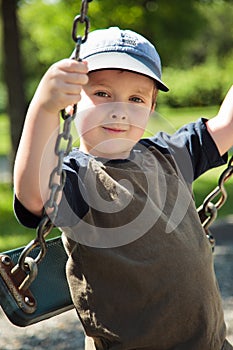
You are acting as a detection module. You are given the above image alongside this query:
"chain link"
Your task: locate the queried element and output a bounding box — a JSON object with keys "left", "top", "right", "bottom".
{"left": 198, "top": 155, "right": 233, "bottom": 250}
{"left": 17, "top": 0, "right": 92, "bottom": 276}
{"left": 72, "top": 0, "right": 91, "bottom": 60}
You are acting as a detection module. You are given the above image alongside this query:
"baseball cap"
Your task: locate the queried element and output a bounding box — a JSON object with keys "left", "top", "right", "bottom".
{"left": 78, "top": 27, "right": 169, "bottom": 92}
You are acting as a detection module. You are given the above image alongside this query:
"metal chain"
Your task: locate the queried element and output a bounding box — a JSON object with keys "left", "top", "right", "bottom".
{"left": 18, "top": 0, "right": 92, "bottom": 275}
{"left": 198, "top": 155, "right": 233, "bottom": 249}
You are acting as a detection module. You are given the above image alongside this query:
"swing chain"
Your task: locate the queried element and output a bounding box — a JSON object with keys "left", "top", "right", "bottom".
{"left": 16, "top": 0, "right": 92, "bottom": 280}
{"left": 72, "top": 0, "right": 91, "bottom": 59}
{"left": 198, "top": 154, "right": 233, "bottom": 247}
{"left": 45, "top": 0, "right": 92, "bottom": 227}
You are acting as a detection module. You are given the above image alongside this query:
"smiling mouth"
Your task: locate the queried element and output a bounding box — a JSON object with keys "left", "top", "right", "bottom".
{"left": 102, "top": 126, "right": 127, "bottom": 133}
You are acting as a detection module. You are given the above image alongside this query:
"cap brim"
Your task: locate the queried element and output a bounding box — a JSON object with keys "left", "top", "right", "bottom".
{"left": 84, "top": 52, "right": 169, "bottom": 92}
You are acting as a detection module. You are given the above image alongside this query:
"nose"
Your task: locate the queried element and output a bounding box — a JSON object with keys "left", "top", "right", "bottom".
{"left": 109, "top": 102, "right": 128, "bottom": 121}
{"left": 111, "top": 114, "right": 126, "bottom": 120}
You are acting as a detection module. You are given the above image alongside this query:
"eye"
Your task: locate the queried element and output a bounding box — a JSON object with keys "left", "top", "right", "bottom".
{"left": 95, "top": 91, "right": 110, "bottom": 98}
{"left": 130, "top": 96, "right": 144, "bottom": 103}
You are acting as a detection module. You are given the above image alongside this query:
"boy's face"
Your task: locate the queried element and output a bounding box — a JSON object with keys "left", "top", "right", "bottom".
{"left": 75, "top": 69, "right": 156, "bottom": 159}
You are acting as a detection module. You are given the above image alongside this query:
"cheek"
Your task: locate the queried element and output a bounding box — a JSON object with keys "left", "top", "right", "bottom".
{"left": 128, "top": 105, "right": 151, "bottom": 134}
{"left": 129, "top": 125, "right": 146, "bottom": 143}
{"left": 74, "top": 106, "right": 101, "bottom": 137}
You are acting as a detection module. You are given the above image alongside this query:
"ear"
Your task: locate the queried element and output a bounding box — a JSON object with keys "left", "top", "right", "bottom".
{"left": 150, "top": 101, "right": 156, "bottom": 114}
{"left": 150, "top": 87, "right": 158, "bottom": 113}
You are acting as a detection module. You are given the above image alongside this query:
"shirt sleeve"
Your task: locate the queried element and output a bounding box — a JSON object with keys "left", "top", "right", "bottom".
{"left": 14, "top": 195, "right": 42, "bottom": 229}
{"left": 148, "top": 118, "right": 228, "bottom": 182}
{"left": 14, "top": 156, "right": 89, "bottom": 229}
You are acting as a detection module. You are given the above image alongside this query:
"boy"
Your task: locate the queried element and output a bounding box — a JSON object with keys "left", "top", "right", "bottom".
{"left": 14, "top": 27, "right": 233, "bottom": 349}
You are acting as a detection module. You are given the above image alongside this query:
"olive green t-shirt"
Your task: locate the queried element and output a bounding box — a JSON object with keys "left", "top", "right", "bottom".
{"left": 61, "top": 146, "right": 228, "bottom": 350}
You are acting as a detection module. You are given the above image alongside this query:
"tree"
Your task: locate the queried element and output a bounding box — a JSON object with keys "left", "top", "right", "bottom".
{"left": 1, "top": 0, "right": 26, "bottom": 175}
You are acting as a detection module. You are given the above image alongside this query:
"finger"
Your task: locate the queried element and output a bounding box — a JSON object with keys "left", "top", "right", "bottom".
{"left": 59, "top": 59, "right": 89, "bottom": 74}
{"left": 57, "top": 91, "right": 82, "bottom": 108}
{"left": 53, "top": 61, "right": 89, "bottom": 86}
{"left": 62, "top": 82, "right": 82, "bottom": 95}
{"left": 65, "top": 72, "right": 89, "bottom": 86}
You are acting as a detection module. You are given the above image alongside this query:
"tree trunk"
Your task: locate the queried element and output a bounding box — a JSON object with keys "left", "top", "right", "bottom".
{"left": 1, "top": 0, "right": 26, "bottom": 179}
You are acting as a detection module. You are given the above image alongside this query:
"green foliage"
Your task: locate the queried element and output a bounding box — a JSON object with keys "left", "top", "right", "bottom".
{"left": 158, "top": 60, "right": 232, "bottom": 108}
{"left": 18, "top": 0, "right": 206, "bottom": 68}
{"left": 19, "top": 0, "right": 74, "bottom": 63}
{"left": 171, "top": 1, "right": 233, "bottom": 67}
{"left": 15, "top": 0, "right": 233, "bottom": 104}
{"left": 195, "top": 1, "right": 233, "bottom": 63}
{"left": 88, "top": 0, "right": 205, "bottom": 67}
{"left": 18, "top": 0, "right": 76, "bottom": 99}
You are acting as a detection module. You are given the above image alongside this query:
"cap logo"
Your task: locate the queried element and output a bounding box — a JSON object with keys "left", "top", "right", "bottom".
{"left": 121, "top": 33, "right": 137, "bottom": 47}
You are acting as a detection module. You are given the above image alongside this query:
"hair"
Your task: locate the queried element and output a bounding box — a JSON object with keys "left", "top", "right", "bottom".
{"left": 151, "top": 83, "right": 159, "bottom": 109}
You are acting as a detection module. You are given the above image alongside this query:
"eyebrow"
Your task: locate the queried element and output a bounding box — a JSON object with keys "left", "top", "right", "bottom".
{"left": 88, "top": 81, "right": 111, "bottom": 89}
{"left": 134, "top": 87, "right": 152, "bottom": 94}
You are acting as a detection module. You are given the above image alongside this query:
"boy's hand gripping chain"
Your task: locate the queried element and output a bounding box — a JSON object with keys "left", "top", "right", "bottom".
{"left": 0, "top": 0, "right": 92, "bottom": 314}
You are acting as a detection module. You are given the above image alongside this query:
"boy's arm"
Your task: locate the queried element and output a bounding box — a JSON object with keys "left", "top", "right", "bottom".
{"left": 14, "top": 59, "right": 88, "bottom": 217}
{"left": 206, "top": 85, "right": 233, "bottom": 156}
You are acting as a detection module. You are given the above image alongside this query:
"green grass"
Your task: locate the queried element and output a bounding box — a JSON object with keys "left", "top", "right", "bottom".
{"left": 0, "top": 183, "right": 35, "bottom": 251}
{"left": 0, "top": 106, "right": 233, "bottom": 251}
{"left": 145, "top": 104, "right": 219, "bottom": 136}
{"left": 0, "top": 183, "right": 60, "bottom": 252}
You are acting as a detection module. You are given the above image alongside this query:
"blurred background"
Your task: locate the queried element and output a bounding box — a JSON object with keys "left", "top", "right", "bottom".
{"left": 0, "top": 0, "right": 233, "bottom": 250}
